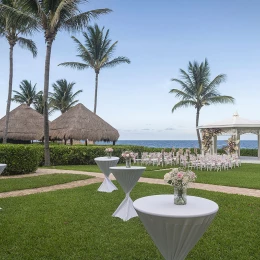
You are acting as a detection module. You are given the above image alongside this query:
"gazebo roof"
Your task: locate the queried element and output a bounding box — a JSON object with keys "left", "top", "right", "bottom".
{"left": 49, "top": 103, "right": 119, "bottom": 141}
{"left": 198, "top": 112, "right": 260, "bottom": 129}
{"left": 0, "top": 104, "right": 45, "bottom": 140}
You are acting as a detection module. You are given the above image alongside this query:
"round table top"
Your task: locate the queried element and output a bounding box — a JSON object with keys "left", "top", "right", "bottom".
{"left": 94, "top": 157, "right": 119, "bottom": 161}
{"left": 133, "top": 195, "right": 219, "bottom": 218}
{"left": 110, "top": 166, "right": 146, "bottom": 171}
{"left": 0, "top": 164, "right": 7, "bottom": 166}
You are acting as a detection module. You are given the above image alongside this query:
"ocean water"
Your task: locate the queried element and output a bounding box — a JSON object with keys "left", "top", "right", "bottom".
{"left": 97, "top": 140, "right": 258, "bottom": 149}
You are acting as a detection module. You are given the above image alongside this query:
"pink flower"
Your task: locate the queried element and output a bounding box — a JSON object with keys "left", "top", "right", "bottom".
{"left": 177, "top": 172, "right": 184, "bottom": 179}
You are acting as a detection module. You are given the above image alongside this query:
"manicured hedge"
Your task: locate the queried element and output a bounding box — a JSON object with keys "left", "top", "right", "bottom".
{"left": 0, "top": 145, "right": 42, "bottom": 175}
{"left": 240, "top": 149, "right": 258, "bottom": 157}
{"left": 40, "top": 146, "right": 201, "bottom": 165}
{"left": 0, "top": 144, "right": 257, "bottom": 174}
{"left": 40, "top": 145, "right": 146, "bottom": 165}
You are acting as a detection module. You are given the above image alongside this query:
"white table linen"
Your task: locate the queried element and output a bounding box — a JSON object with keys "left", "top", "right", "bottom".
{"left": 133, "top": 195, "right": 218, "bottom": 260}
{"left": 0, "top": 164, "right": 6, "bottom": 209}
{"left": 0, "top": 164, "right": 6, "bottom": 175}
{"left": 109, "top": 166, "right": 146, "bottom": 221}
{"left": 94, "top": 157, "right": 119, "bottom": 192}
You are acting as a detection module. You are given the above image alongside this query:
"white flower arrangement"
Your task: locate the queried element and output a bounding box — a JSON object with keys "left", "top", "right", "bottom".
{"left": 105, "top": 148, "right": 113, "bottom": 153}
{"left": 164, "top": 168, "right": 196, "bottom": 187}
{"left": 121, "top": 151, "right": 136, "bottom": 159}
{"left": 223, "top": 137, "right": 240, "bottom": 154}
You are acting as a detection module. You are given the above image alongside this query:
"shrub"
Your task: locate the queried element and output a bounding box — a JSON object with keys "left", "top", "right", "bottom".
{"left": 0, "top": 145, "right": 42, "bottom": 175}
{"left": 39, "top": 145, "right": 202, "bottom": 165}
{"left": 38, "top": 145, "right": 147, "bottom": 165}
{"left": 240, "top": 149, "right": 258, "bottom": 157}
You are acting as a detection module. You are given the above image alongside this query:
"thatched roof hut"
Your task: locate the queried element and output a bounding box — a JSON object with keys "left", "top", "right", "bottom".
{"left": 49, "top": 103, "right": 119, "bottom": 142}
{"left": 0, "top": 104, "right": 44, "bottom": 141}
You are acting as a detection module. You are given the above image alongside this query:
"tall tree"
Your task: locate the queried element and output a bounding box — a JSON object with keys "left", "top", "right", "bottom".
{"left": 0, "top": 0, "right": 37, "bottom": 144}
{"left": 59, "top": 24, "right": 130, "bottom": 114}
{"left": 1, "top": 0, "right": 111, "bottom": 165}
{"left": 12, "top": 80, "right": 38, "bottom": 106}
{"left": 49, "top": 79, "right": 82, "bottom": 114}
{"left": 169, "top": 59, "right": 235, "bottom": 149}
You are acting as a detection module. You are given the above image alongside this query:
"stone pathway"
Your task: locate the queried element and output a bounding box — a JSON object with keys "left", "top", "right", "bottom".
{"left": 0, "top": 177, "right": 103, "bottom": 198}
{"left": 0, "top": 168, "right": 259, "bottom": 198}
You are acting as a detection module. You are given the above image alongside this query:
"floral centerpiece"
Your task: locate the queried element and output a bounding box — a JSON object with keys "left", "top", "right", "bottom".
{"left": 121, "top": 151, "right": 136, "bottom": 168}
{"left": 164, "top": 168, "right": 196, "bottom": 205}
{"left": 105, "top": 147, "right": 113, "bottom": 158}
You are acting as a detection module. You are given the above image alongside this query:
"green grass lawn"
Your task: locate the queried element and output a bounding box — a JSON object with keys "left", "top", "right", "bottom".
{"left": 0, "top": 174, "right": 92, "bottom": 193}
{"left": 0, "top": 183, "right": 259, "bottom": 260}
{"left": 44, "top": 163, "right": 260, "bottom": 189}
{"left": 144, "top": 163, "right": 260, "bottom": 189}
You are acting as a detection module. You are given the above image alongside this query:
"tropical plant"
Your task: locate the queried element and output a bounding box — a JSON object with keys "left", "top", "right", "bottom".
{"left": 49, "top": 79, "right": 82, "bottom": 114}
{"left": 0, "top": 0, "right": 37, "bottom": 144}
{"left": 33, "top": 91, "right": 53, "bottom": 116}
{"left": 12, "top": 80, "right": 38, "bottom": 106}
{"left": 1, "top": 0, "right": 111, "bottom": 165}
{"left": 59, "top": 24, "right": 131, "bottom": 114}
{"left": 169, "top": 59, "right": 235, "bottom": 149}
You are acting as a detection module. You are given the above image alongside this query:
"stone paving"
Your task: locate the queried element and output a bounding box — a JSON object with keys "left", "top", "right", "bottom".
{"left": 0, "top": 168, "right": 259, "bottom": 198}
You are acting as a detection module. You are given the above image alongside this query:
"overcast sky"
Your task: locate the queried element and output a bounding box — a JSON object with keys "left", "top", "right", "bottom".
{"left": 0, "top": 0, "right": 259, "bottom": 140}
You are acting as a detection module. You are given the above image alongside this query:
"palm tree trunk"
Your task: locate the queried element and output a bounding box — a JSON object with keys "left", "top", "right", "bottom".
{"left": 43, "top": 41, "right": 53, "bottom": 166}
{"left": 3, "top": 44, "right": 15, "bottom": 144}
{"left": 94, "top": 72, "right": 99, "bottom": 114}
{"left": 196, "top": 107, "right": 202, "bottom": 150}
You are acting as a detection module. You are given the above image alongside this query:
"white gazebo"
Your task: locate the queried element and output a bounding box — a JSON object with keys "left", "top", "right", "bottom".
{"left": 198, "top": 112, "right": 260, "bottom": 159}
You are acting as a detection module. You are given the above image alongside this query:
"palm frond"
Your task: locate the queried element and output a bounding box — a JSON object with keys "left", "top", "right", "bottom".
{"left": 0, "top": 3, "right": 39, "bottom": 31}
{"left": 169, "top": 88, "right": 193, "bottom": 100}
{"left": 58, "top": 62, "right": 88, "bottom": 70}
{"left": 179, "top": 69, "right": 194, "bottom": 89}
{"left": 100, "top": 40, "right": 117, "bottom": 61}
{"left": 203, "top": 74, "right": 227, "bottom": 95}
{"left": 171, "top": 100, "right": 197, "bottom": 113}
{"left": 63, "top": 9, "right": 112, "bottom": 32}
{"left": 17, "top": 37, "right": 37, "bottom": 57}
{"left": 206, "top": 96, "right": 235, "bottom": 105}
{"left": 71, "top": 35, "right": 94, "bottom": 66}
{"left": 12, "top": 79, "right": 38, "bottom": 106}
{"left": 102, "top": 56, "right": 130, "bottom": 68}
{"left": 171, "top": 78, "right": 195, "bottom": 96}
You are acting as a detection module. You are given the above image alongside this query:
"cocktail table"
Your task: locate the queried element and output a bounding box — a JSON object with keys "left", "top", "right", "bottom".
{"left": 0, "top": 164, "right": 7, "bottom": 210}
{"left": 109, "top": 166, "right": 146, "bottom": 221}
{"left": 133, "top": 195, "right": 219, "bottom": 260}
{"left": 94, "top": 157, "right": 119, "bottom": 192}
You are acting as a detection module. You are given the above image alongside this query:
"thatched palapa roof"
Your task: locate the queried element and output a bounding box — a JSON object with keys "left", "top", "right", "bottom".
{"left": 0, "top": 104, "right": 45, "bottom": 140}
{"left": 49, "top": 103, "right": 119, "bottom": 141}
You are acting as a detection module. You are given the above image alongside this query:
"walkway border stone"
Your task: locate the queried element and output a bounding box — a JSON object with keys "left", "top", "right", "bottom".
{"left": 0, "top": 177, "right": 103, "bottom": 198}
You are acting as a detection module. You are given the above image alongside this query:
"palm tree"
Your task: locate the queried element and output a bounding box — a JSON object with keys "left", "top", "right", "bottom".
{"left": 33, "top": 91, "right": 53, "bottom": 115}
{"left": 169, "top": 59, "right": 235, "bottom": 149}
{"left": 12, "top": 80, "right": 38, "bottom": 106}
{"left": 59, "top": 24, "right": 131, "bottom": 114}
{"left": 1, "top": 0, "right": 111, "bottom": 165}
{"left": 0, "top": 0, "right": 37, "bottom": 144}
{"left": 49, "top": 79, "right": 82, "bottom": 114}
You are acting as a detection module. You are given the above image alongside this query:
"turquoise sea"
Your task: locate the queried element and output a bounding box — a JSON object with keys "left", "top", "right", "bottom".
{"left": 97, "top": 140, "right": 258, "bottom": 149}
